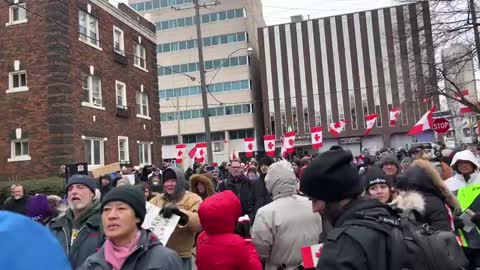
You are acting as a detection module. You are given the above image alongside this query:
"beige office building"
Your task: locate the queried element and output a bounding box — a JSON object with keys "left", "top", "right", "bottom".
{"left": 128, "top": 0, "right": 265, "bottom": 163}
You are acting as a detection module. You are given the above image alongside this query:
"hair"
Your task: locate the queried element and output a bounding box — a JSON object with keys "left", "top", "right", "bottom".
{"left": 230, "top": 159, "right": 241, "bottom": 165}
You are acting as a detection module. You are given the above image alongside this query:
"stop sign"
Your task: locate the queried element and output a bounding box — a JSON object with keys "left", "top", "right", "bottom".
{"left": 432, "top": 118, "right": 450, "bottom": 134}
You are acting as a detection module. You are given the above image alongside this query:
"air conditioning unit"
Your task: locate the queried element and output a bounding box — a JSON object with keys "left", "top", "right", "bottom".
{"left": 93, "top": 98, "right": 102, "bottom": 106}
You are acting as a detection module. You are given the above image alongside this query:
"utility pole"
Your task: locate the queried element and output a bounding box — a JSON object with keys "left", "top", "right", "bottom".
{"left": 470, "top": 0, "right": 480, "bottom": 143}
{"left": 176, "top": 96, "right": 182, "bottom": 144}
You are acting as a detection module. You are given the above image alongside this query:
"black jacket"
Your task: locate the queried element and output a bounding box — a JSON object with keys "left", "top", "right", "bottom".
{"left": 78, "top": 229, "right": 183, "bottom": 270}
{"left": 252, "top": 174, "right": 272, "bottom": 220}
{"left": 317, "top": 199, "right": 392, "bottom": 270}
{"left": 2, "top": 195, "right": 30, "bottom": 215}
{"left": 218, "top": 174, "right": 256, "bottom": 220}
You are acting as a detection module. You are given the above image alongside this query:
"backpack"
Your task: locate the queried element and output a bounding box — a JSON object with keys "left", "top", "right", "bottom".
{"left": 336, "top": 208, "right": 468, "bottom": 270}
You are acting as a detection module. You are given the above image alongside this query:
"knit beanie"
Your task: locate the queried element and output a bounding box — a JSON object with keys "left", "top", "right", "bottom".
{"left": 26, "top": 194, "right": 53, "bottom": 222}
{"left": 163, "top": 169, "right": 177, "bottom": 182}
{"left": 66, "top": 174, "right": 96, "bottom": 194}
{"left": 300, "top": 150, "right": 363, "bottom": 202}
{"left": 362, "top": 167, "right": 391, "bottom": 191}
{"left": 101, "top": 185, "right": 146, "bottom": 225}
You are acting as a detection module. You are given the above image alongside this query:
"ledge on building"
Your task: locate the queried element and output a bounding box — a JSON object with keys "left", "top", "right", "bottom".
{"left": 78, "top": 38, "right": 103, "bottom": 51}
{"left": 134, "top": 64, "right": 149, "bottom": 73}
{"left": 116, "top": 106, "right": 129, "bottom": 118}
{"left": 6, "top": 86, "right": 29, "bottom": 94}
{"left": 136, "top": 114, "right": 151, "bottom": 120}
{"left": 8, "top": 155, "right": 31, "bottom": 162}
{"left": 113, "top": 50, "right": 128, "bottom": 65}
{"left": 81, "top": 102, "right": 106, "bottom": 111}
{"left": 5, "top": 19, "right": 28, "bottom": 27}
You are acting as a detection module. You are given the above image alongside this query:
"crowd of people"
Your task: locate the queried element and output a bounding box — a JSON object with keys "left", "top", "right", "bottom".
{"left": 1, "top": 142, "right": 480, "bottom": 270}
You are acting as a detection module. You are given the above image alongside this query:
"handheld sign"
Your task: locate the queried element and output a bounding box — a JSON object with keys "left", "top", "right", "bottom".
{"left": 142, "top": 202, "right": 180, "bottom": 245}
{"left": 92, "top": 162, "right": 121, "bottom": 178}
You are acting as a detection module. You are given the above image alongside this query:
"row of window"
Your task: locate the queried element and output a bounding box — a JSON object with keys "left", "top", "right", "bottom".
{"left": 130, "top": 0, "right": 192, "bottom": 12}
{"left": 160, "top": 104, "right": 254, "bottom": 122}
{"left": 159, "top": 80, "right": 251, "bottom": 99}
{"left": 155, "top": 8, "right": 246, "bottom": 31}
{"left": 8, "top": 137, "right": 153, "bottom": 166}
{"left": 157, "top": 32, "right": 248, "bottom": 53}
{"left": 158, "top": 56, "right": 249, "bottom": 76}
{"left": 160, "top": 129, "right": 254, "bottom": 145}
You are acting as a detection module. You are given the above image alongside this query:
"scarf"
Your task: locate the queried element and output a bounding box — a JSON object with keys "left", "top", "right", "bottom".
{"left": 104, "top": 231, "right": 141, "bottom": 270}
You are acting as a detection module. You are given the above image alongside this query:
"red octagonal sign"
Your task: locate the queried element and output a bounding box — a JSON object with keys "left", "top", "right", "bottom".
{"left": 432, "top": 118, "right": 450, "bottom": 134}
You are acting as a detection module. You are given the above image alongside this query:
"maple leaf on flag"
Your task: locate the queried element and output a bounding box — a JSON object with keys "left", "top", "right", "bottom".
{"left": 334, "top": 121, "right": 341, "bottom": 128}
{"left": 177, "top": 150, "right": 183, "bottom": 157}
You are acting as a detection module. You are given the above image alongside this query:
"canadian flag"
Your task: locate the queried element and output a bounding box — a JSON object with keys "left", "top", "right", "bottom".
{"left": 188, "top": 145, "right": 197, "bottom": 160}
{"left": 329, "top": 120, "right": 347, "bottom": 137}
{"left": 364, "top": 114, "right": 378, "bottom": 136}
{"left": 311, "top": 127, "right": 323, "bottom": 149}
{"left": 456, "top": 89, "right": 474, "bottom": 114}
{"left": 301, "top": 244, "right": 324, "bottom": 269}
{"left": 230, "top": 150, "right": 239, "bottom": 161}
{"left": 263, "top": 135, "right": 276, "bottom": 157}
{"left": 244, "top": 137, "right": 255, "bottom": 158}
{"left": 283, "top": 131, "right": 296, "bottom": 154}
{"left": 175, "top": 144, "right": 186, "bottom": 163}
{"left": 195, "top": 142, "right": 207, "bottom": 163}
{"left": 389, "top": 108, "right": 401, "bottom": 126}
{"left": 407, "top": 107, "right": 436, "bottom": 136}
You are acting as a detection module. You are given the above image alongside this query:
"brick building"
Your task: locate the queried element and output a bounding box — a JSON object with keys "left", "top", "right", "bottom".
{"left": 0, "top": 0, "right": 161, "bottom": 180}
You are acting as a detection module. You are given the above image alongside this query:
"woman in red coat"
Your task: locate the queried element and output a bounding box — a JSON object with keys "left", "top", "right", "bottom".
{"left": 196, "top": 190, "right": 262, "bottom": 270}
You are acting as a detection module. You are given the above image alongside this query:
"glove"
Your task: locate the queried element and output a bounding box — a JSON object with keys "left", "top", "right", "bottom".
{"left": 234, "top": 215, "right": 251, "bottom": 239}
{"left": 160, "top": 204, "right": 189, "bottom": 226}
{"left": 472, "top": 213, "right": 480, "bottom": 227}
{"left": 454, "top": 216, "right": 465, "bottom": 230}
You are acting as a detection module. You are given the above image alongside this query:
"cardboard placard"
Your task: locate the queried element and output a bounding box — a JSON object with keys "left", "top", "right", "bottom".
{"left": 142, "top": 202, "right": 180, "bottom": 245}
{"left": 92, "top": 162, "right": 121, "bottom": 178}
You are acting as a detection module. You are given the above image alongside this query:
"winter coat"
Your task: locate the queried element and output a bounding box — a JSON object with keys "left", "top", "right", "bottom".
{"left": 396, "top": 159, "right": 458, "bottom": 231}
{"left": 49, "top": 202, "right": 105, "bottom": 269}
{"left": 252, "top": 161, "right": 322, "bottom": 270}
{"left": 190, "top": 174, "right": 215, "bottom": 200}
{"left": 0, "top": 211, "right": 71, "bottom": 270}
{"left": 218, "top": 174, "right": 256, "bottom": 220}
{"left": 77, "top": 229, "right": 183, "bottom": 270}
{"left": 252, "top": 174, "right": 272, "bottom": 220}
{"left": 316, "top": 199, "right": 393, "bottom": 270}
{"left": 149, "top": 167, "right": 202, "bottom": 258}
{"left": 2, "top": 195, "right": 30, "bottom": 215}
{"left": 446, "top": 150, "right": 480, "bottom": 191}
{"left": 196, "top": 190, "right": 262, "bottom": 270}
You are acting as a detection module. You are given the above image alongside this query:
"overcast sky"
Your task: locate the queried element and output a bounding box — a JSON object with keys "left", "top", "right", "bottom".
{"left": 115, "top": 0, "right": 404, "bottom": 25}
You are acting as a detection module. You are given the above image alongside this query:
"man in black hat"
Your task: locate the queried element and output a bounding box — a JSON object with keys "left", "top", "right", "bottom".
{"left": 300, "top": 150, "right": 393, "bottom": 270}
{"left": 49, "top": 174, "right": 104, "bottom": 269}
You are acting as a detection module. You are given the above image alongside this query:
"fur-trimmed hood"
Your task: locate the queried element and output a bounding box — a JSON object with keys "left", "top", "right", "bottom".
{"left": 189, "top": 174, "right": 215, "bottom": 199}
{"left": 390, "top": 191, "right": 425, "bottom": 213}
{"left": 397, "top": 159, "right": 460, "bottom": 209}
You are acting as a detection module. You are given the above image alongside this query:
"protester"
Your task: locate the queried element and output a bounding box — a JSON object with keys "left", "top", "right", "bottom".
{"left": 48, "top": 194, "right": 67, "bottom": 217}
{"left": 446, "top": 150, "right": 480, "bottom": 269}
{"left": 290, "top": 159, "right": 301, "bottom": 178}
{"left": 148, "top": 166, "right": 162, "bottom": 193}
{"left": 196, "top": 190, "right": 262, "bottom": 270}
{"left": 396, "top": 159, "right": 459, "bottom": 231}
{"left": 378, "top": 153, "right": 400, "bottom": 177}
{"left": 78, "top": 185, "right": 183, "bottom": 270}
{"left": 1, "top": 184, "right": 16, "bottom": 206}
{"left": 247, "top": 167, "right": 259, "bottom": 182}
{"left": 0, "top": 211, "right": 71, "bottom": 269}
{"left": 26, "top": 194, "right": 57, "bottom": 225}
{"left": 149, "top": 167, "right": 202, "bottom": 270}
{"left": 363, "top": 167, "right": 395, "bottom": 204}
{"left": 252, "top": 160, "right": 322, "bottom": 270}
{"left": 2, "top": 185, "right": 30, "bottom": 215}
{"left": 218, "top": 160, "right": 256, "bottom": 220}
{"left": 300, "top": 149, "right": 393, "bottom": 269}
{"left": 400, "top": 156, "right": 413, "bottom": 173}
{"left": 49, "top": 174, "right": 104, "bottom": 269}
{"left": 99, "top": 175, "right": 113, "bottom": 199}
{"left": 190, "top": 174, "right": 215, "bottom": 200}
{"left": 139, "top": 182, "right": 154, "bottom": 201}
{"left": 115, "top": 176, "right": 131, "bottom": 187}
{"left": 253, "top": 156, "right": 274, "bottom": 218}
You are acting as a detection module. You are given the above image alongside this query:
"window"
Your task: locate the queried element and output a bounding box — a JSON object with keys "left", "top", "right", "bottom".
{"left": 7, "top": 70, "right": 28, "bottom": 93}
{"left": 81, "top": 73, "right": 103, "bottom": 108}
{"left": 84, "top": 137, "right": 104, "bottom": 167}
{"left": 113, "top": 26, "right": 125, "bottom": 54}
{"left": 7, "top": 2, "right": 27, "bottom": 25}
{"left": 118, "top": 136, "right": 130, "bottom": 163}
{"left": 138, "top": 142, "right": 152, "bottom": 166}
{"left": 161, "top": 136, "right": 179, "bottom": 145}
{"left": 134, "top": 43, "right": 147, "bottom": 70}
{"left": 8, "top": 139, "right": 30, "bottom": 162}
{"left": 136, "top": 92, "right": 150, "bottom": 118}
{"left": 79, "top": 10, "right": 100, "bottom": 48}
{"left": 115, "top": 81, "right": 127, "bottom": 108}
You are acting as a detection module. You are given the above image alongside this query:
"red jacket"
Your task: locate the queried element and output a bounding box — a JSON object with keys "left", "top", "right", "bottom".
{"left": 196, "top": 190, "right": 262, "bottom": 270}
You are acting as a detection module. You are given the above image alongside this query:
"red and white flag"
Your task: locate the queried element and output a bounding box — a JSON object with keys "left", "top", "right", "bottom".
{"left": 283, "top": 131, "right": 296, "bottom": 154}
{"left": 389, "top": 108, "right": 401, "bottom": 126}
{"left": 364, "top": 114, "right": 378, "bottom": 136}
{"left": 230, "top": 150, "right": 239, "bottom": 161}
{"left": 195, "top": 142, "right": 207, "bottom": 163}
{"left": 311, "top": 127, "right": 323, "bottom": 149}
{"left": 407, "top": 107, "right": 436, "bottom": 136}
{"left": 244, "top": 137, "right": 255, "bottom": 158}
{"left": 301, "top": 244, "right": 324, "bottom": 269}
{"left": 188, "top": 145, "right": 197, "bottom": 160}
{"left": 263, "top": 135, "right": 276, "bottom": 157}
{"left": 175, "top": 144, "right": 186, "bottom": 163}
{"left": 329, "top": 120, "right": 347, "bottom": 137}
{"left": 456, "top": 89, "right": 473, "bottom": 114}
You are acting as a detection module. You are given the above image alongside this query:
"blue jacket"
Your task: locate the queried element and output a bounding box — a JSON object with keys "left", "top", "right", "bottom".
{"left": 0, "top": 211, "right": 71, "bottom": 269}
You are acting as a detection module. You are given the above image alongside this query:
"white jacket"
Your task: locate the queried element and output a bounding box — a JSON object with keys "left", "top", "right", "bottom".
{"left": 446, "top": 150, "right": 480, "bottom": 191}
{"left": 252, "top": 161, "right": 322, "bottom": 270}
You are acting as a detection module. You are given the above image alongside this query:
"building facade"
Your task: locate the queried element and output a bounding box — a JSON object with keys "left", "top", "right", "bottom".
{"left": 258, "top": 2, "right": 438, "bottom": 155}
{"left": 0, "top": 0, "right": 161, "bottom": 180}
{"left": 129, "top": 0, "right": 265, "bottom": 163}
